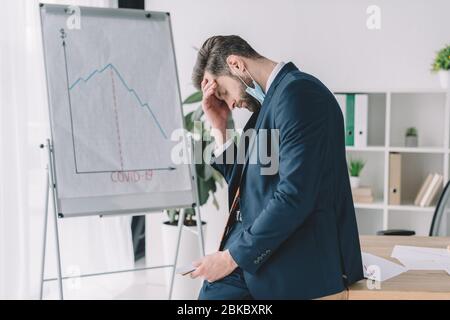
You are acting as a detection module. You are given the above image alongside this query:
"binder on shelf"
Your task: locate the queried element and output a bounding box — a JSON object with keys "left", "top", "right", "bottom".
{"left": 345, "top": 94, "right": 355, "bottom": 146}
{"left": 427, "top": 174, "right": 443, "bottom": 207}
{"left": 420, "top": 173, "right": 443, "bottom": 207}
{"left": 354, "top": 94, "right": 368, "bottom": 148}
{"left": 388, "top": 153, "right": 402, "bottom": 205}
{"left": 335, "top": 94, "right": 346, "bottom": 135}
{"left": 414, "top": 173, "right": 433, "bottom": 206}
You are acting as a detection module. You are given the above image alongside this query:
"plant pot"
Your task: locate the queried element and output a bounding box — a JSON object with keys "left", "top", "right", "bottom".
{"left": 405, "top": 135, "right": 418, "bottom": 148}
{"left": 161, "top": 220, "right": 207, "bottom": 300}
{"left": 350, "top": 176, "right": 360, "bottom": 188}
{"left": 438, "top": 70, "right": 449, "bottom": 89}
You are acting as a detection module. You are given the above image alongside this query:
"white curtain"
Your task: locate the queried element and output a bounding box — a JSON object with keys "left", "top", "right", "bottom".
{"left": 0, "top": 0, "right": 135, "bottom": 300}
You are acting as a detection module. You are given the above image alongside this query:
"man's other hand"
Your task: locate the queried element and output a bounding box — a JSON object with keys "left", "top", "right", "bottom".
{"left": 190, "top": 249, "right": 238, "bottom": 283}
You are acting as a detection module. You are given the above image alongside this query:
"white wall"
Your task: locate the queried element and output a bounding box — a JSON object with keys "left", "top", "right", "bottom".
{"left": 147, "top": 0, "right": 450, "bottom": 98}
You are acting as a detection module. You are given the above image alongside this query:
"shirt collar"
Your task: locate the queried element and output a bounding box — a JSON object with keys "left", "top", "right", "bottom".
{"left": 265, "top": 62, "right": 286, "bottom": 93}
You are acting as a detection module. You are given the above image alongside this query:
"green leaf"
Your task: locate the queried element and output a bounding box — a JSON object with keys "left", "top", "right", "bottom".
{"left": 183, "top": 91, "right": 203, "bottom": 105}
{"left": 184, "top": 112, "right": 195, "bottom": 131}
{"left": 211, "top": 193, "right": 219, "bottom": 210}
{"left": 192, "top": 105, "right": 204, "bottom": 122}
{"left": 431, "top": 44, "right": 450, "bottom": 71}
{"left": 211, "top": 169, "right": 224, "bottom": 188}
{"left": 196, "top": 163, "right": 206, "bottom": 180}
{"left": 209, "top": 178, "right": 217, "bottom": 194}
{"left": 348, "top": 158, "right": 366, "bottom": 177}
{"left": 227, "top": 113, "right": 235, "bottom": 130}
{"left": 197, "top": 179, "right": 212, "bottom": 206}
{"left": 196, "top": 163, "right": 214, "bottom": 182}
{"left": 406, "top": 127, "right": 418, "bottom": 137}
{"left": 202, "top": 164, "right": 214, "bottom": 181}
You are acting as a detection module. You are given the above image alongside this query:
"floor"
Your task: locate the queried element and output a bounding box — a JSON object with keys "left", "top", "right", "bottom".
{"left": 43, "top": 258, "right": 193, "bottom": 300}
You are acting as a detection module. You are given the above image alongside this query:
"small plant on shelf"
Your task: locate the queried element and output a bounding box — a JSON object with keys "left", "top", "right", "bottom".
{"left": 431, "top": 44, "right": 450, "bottom": 88}
{"left": 406, "top": 127, "right": 417, "bottom": 137}
{"left": 405, "top": 127, "right": 418, "bottom": 148}
{"left": 348, "top": 158, "right": 365, "bottom": 188}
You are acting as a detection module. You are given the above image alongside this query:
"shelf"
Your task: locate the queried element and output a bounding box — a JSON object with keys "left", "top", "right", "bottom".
{"left": 345, "top": 146, "right": 444, "bottom": 154}
{"left": 332, "top": 88, "right": 449, "bottom": 94}
{"left": 388, "top": 147, "right": 447, "bottom": 154}
{"left": 347, "top": 146, "right": 447, "bottom": 153}
{"left": 388, "top": 204, "right": 436, "bottom": 213}
{"left": 354, "top": 203, "right": 436, "bottom": 212}
{"left": 354, "top": 201, "right": 384, "bottom": 210}
{"left": 346, "top": 146, "right": 385, "bottom": 152}
{"left": 335, "top": 90, "right": 449, "bottom": 235}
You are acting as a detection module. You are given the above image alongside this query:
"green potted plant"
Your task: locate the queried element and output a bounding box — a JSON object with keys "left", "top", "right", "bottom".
{"left": 431, "top": 44, "right": 450, "bottom": 88}
{"left": 160, "top": 91, "right": 234, "bottom": 298}
{"left": 405, "top": 127, "right": 418, "bottom": 148}
{"left": 348, "top": 158, "right": 366, "bottom": 188}
{"left": 163, "top": 90, "right": 234, "bottom": 227}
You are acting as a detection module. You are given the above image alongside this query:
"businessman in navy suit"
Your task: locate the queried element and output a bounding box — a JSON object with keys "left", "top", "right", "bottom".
{"left": 189, "top": 36, "right": 364, "bottom": 300}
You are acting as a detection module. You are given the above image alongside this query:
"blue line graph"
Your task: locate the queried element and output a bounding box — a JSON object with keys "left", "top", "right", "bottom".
{"left": 69, "top": 63, "right": 168, "bottom": 139}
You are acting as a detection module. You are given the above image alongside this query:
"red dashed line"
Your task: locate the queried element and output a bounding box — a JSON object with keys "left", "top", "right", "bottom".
{"left": 110, "top": 69, "right": 125, "bottom": 171}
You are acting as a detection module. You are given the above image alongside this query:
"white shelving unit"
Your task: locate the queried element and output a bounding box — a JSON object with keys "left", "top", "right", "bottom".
{"left": 335, "top": 88, "right": 450, "bottom": 236}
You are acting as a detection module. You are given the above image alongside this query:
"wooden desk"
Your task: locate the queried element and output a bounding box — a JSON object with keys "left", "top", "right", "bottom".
{"left": 348, "top": 236, "right": 450, "bottom": 300}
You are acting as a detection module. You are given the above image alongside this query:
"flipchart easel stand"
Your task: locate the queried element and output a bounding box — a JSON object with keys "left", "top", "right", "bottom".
{"left": 39, "top": 138, "right": 205, "bottom": 300}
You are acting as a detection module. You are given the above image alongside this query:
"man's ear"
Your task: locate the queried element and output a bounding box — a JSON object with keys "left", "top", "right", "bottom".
{"left": 226, "top": 55, "right": 246, "bottom": 74}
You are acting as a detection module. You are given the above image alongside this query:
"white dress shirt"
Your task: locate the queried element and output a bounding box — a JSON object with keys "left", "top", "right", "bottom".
{"left": 213, "top": 62, "right": 286, "bottom": 157}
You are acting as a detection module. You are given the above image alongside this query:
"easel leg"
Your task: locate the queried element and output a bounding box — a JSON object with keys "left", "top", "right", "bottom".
{"left": 168, "top": 208, "right": 185, "bottom": 300}
{"left": 195, "top": 206, "right": 205, "bottom": 257}
{"left": 52, "top": 198, "right": 64, "bottom": 300}
{"left": 39, "top": 168, "right": 50, "bottom": 300}
{"left": 46, "top": 140, "right": 64, "bottom": 300}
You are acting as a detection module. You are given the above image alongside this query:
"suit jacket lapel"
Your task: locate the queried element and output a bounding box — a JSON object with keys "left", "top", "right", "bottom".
{"left": 227, "top": 110, "right": 260, "bottom": 204}
{"left": 238, "top": 62, "right": 298, "bottom": 184}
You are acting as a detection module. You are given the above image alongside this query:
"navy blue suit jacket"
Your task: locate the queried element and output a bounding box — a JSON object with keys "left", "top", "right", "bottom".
{"left": 210, "top": 62, "right": 364, "bottom": 299}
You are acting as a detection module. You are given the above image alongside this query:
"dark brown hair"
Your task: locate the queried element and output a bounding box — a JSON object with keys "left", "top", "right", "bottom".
{"left": 192, "top": 35, "right": 262, "bottom": 90}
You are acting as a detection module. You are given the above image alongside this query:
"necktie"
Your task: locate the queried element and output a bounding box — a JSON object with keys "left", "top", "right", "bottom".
{"left": 217, "top": 109, "right": 260, "bottom": 251}
{"left": 218, "top": 186, "right": 241, "bottom": 251}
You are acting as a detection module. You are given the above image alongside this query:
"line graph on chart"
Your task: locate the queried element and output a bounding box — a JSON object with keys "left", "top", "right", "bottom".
{"left": 60, "top": 29, "right": 176, "bottom": 174}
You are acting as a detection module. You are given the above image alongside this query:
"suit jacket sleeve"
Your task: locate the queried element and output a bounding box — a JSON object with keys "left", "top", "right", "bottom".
{"left": 227, "top": 80, "right": 329, "bottom": 275}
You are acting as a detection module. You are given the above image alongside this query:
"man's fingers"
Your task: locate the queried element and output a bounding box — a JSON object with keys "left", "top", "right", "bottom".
{"left": 203, "top": 88, "right": 217, "bottom": 104}
{"left": 202, "top": 79, "right": 211, "bottom": 91}
{"left": 202, "top": 85, "right": 212, "bottom": 98}
{"left": 192, "top": 260, "right": 202, "bottom": 267}
{"left": 201, "top": 78, "right": 208, "bottom": 90}
{"left": 206, "top": 88, "right": 216, "bottom": 98}
{"left": 203, "top": 84, "right": 214, "bottom": 97}
{"left": 190, "top": 265, "right": 203, "bottom": 279}
{"left": 202, "top": 80, "right": 216, "bottom": 95}
{"left": 191, "top": 271, "right": 202, "bottom": 280}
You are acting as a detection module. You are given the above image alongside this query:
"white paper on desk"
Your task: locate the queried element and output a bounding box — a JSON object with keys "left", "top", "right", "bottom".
{"left": 442, "top": 264, "right": 450, "bottom": 275}
{"left": 362, "top": 252, "right": 407, "bottom": 282}
{"left": 391, "top": 245, "right": 450, "bottom": 271}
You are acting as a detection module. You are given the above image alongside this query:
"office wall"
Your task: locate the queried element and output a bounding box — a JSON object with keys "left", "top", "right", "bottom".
{"left": 146, "top": 0, "right": 449, "bottom": 98}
